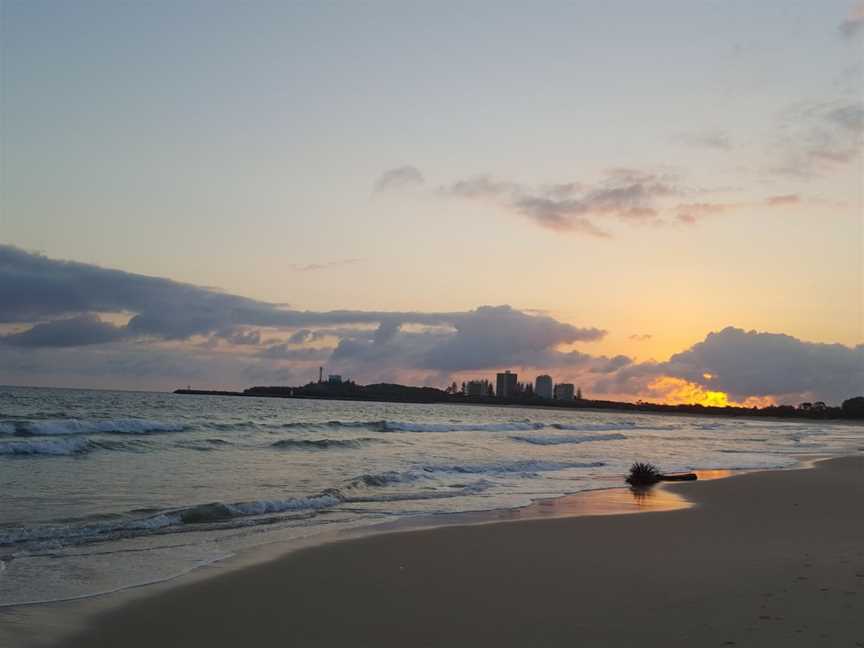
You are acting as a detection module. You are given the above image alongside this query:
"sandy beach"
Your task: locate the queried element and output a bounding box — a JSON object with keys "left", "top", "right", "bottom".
{"left": 44, "top": 456, "right": 863, "bottom": 647}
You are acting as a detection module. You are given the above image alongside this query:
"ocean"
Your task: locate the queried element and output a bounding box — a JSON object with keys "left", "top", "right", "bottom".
{"left": 0, "top": 385, "right": 861, "bottom": 608}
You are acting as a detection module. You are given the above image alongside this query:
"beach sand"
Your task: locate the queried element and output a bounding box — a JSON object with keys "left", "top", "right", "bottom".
{"left": 53, "top": 456, "right": 864, "bottom": 647}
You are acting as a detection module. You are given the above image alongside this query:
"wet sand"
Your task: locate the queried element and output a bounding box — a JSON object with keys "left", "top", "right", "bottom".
{"left": 52, "top": 456, "right": 864, "bottom": 647}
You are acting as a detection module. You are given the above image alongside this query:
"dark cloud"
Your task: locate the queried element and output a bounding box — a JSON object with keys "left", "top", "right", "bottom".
{"left": 1, "top": 315, "right": 129, "bottom": 347}
{"left": 219, "top": 328, "right": 261, "bottom": 346}
{"left": 374, "top": 166, "right": 425, "bottom": 192}
{"left": 5, "top": 246, "right": 857, "bottom": 404}
{"left": 597, "top": 327, "right": 864, "bottom": 403}
{"left": 672, "top": 130, "right": 733, "bottom": 151}
{"left": 328, "top": 305, "right": 606, "bottom": 375}
{"left": 259, "top": 344, "right": 333, "bottom": 361}
{"left": 589, "top": 355, "right": 632, "bottom": 374}
{"left": 0, "top": 244, "right": 462, "bottom": 344}
{"left": 0, "top": 248, "right": 605, "bottom": 379}
{"left": 420, "top": 306, "right": 604, "bottom": 371}
{"left": 287, "top": 329, "right": 314, "bottom": 344}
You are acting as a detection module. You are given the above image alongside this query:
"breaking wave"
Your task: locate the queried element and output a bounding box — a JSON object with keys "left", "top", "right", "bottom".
{"left": 0, "top": 418, "right": 187, "bottom": 437}
{"left": 419, "top": 459, "right": 605, "bottom": 475}
{"left": 0, "top": 438, "right": 94, "bottom": 456}
{"left": 0, "top": 437, "right": 153, "bottom": 457}
{"left": 0, "top": 492, "right": 343, "bottom": 550}
{"left": 550, "top": 422, "right": 637, "bottom": 431}
{"left": 276, "top": 419, "right": 660, "bottom": 434}
{"left": 510, "top": 433, "right": 627, "bottom": 446}
{"left": 379, "top": 420, "right": 546, "bottom": 433}
{"left": 346, "top": 459, "right": 603, "bottom": 488}
{"left": 174, "top": 438, "right": 234, "bottom": 452}
{"left": 348, "top": 471, "right": 420, "bottom": 488}
{"left": 271, "top": 437, "right": 378, "bottom": 450}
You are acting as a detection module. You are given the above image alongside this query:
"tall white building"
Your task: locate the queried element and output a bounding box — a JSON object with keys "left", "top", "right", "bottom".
{"left": 535, "top": 375, "right": 553, "bottom": 399}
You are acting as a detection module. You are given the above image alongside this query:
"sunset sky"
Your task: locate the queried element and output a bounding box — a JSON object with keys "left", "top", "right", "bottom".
{"left": 2, "top": 1, "right": 862, "bottom": 404}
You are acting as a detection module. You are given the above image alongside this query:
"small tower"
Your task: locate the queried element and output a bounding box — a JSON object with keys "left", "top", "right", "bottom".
{"left": 318, "top": 367, "right": 324, "bottom": 384}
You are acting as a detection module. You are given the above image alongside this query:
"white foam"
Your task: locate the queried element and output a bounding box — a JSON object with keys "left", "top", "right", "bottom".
{"left": 381, "top": 420, "right": 546, "bottom": 433}
{"left": 550, "top": 422, "right": 636, "bottom": 431}
{"left": 511, "top": 432, "right": 627, "bottom": 445}
{"left": 0, "top": 437, "right": 92, "bottom": 456}
{"left": 8, "top": 419, "right": 186, "bottom": 437}
{"left": 0, "top": 493, "right": 343, "bottom": 550}
{"left": 348, "top": 471, "right": 421, "bottom": 488}
{"left": 225, "top": 494, "right": 341, "bottom": 516}
{"left": 420, "top": 459, "right": 605, "bottom": 475}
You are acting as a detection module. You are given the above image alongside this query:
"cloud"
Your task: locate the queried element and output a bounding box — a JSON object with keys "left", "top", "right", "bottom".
{"left": 288, "top": 259, "right": 362, "bottom": 272}
{"left": 0, "top": 244, "right": 461, "bottom": 343}
{"left": 374, "top": 165, "right": 425, "bottom": 192}
{"left": 589, "top": 354, "right": 632, "bottom": 374}
{"left": 0, "top": 247, "right": 607, "bottom": 383}
{"left": 672, "top": 130, "right": 733, "bottom": 151}
{"left": 439, "top": 169, "right": 681, "bottom": 236}
{"left": 596, "top": 327, "right": 864, "bottom": 403}
{"left": 764, "top": 194, "right": 800, "bottom": 206}
{"left": 326, "top": 305, "right": 607, "bottom": 379}
{"left": 3, "top": 247, "right": 858, "bottom": 404}
{"left": 1, "top": 314, "right": 129, "bottom": 347}
{"left": 389, "top": 165, "right": 805, "bottom": 235}
{"left": 287, "top": 329, "right": 313, "bottom": 344}
{"left": 674, "top": 194, "right": 802, "bottom": 224}
{"left": 219, "top": 328, "right": 261, "bottom": 346}
{"left": 839, "top": 2, "right": 864, "bottom": 38}
{"left": 674, "top": 202, "right": 734, "bottom": 225}
{"left": 259, "top": 344, "right": 333, "bottom": 361}
{"left": 628, "top": 333, "right": 653, "bottom": 342}
{"left": 771, "top": 100, "right": 864, "bottom": 177}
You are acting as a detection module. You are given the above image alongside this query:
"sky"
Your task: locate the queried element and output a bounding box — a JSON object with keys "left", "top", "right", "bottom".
{"left": 1, "top": 1, "right": 862, "bottom": 405}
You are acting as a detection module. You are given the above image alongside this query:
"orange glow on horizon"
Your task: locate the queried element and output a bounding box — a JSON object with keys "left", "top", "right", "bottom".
{"left": 645, "top": 376, "right": 776, "bottom": 408}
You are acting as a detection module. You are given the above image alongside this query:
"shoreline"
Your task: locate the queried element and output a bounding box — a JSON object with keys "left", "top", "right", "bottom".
{"left": 52, "top": 456, "right": 864, "bottom": 647}
{"left": 4, "top": 454, "right": 860, "bottom": 647}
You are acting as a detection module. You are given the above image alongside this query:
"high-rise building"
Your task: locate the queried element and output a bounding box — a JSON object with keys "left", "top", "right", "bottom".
{"left": 496, "top": 370, "right": 518, "bottom": 398}
{"left": 554, "top": 383, "right": 575, "bottom": 400}
{"left": 535, "top": 375, "right": 553, "bottom": 399}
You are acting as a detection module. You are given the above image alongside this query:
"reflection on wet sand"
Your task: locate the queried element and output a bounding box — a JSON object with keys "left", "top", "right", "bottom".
{"left": 491, "top": 469, "right": 735, "bottom": 522}
{"left": 692, "top": 469, "right": 733, "bottom": 481}
{"left": 491, "top": 484, "right": 692, "bottom": 521}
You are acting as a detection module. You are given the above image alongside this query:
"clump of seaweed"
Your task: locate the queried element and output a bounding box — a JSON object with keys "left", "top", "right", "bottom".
{"left": 626, "top": 461, "right": 662, "bottom": 486}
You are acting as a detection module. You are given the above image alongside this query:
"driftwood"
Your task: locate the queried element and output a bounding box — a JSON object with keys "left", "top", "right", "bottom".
{"left": 626, "top": 462, "right": 698, "bottom": 485}
{"left": 659, "top": 472, "right": 698, "bottom": 482}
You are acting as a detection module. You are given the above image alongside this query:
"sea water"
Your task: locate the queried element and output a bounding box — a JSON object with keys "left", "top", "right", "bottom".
{"left": 0, "top": 385, "right": 861, "bottom": 607}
